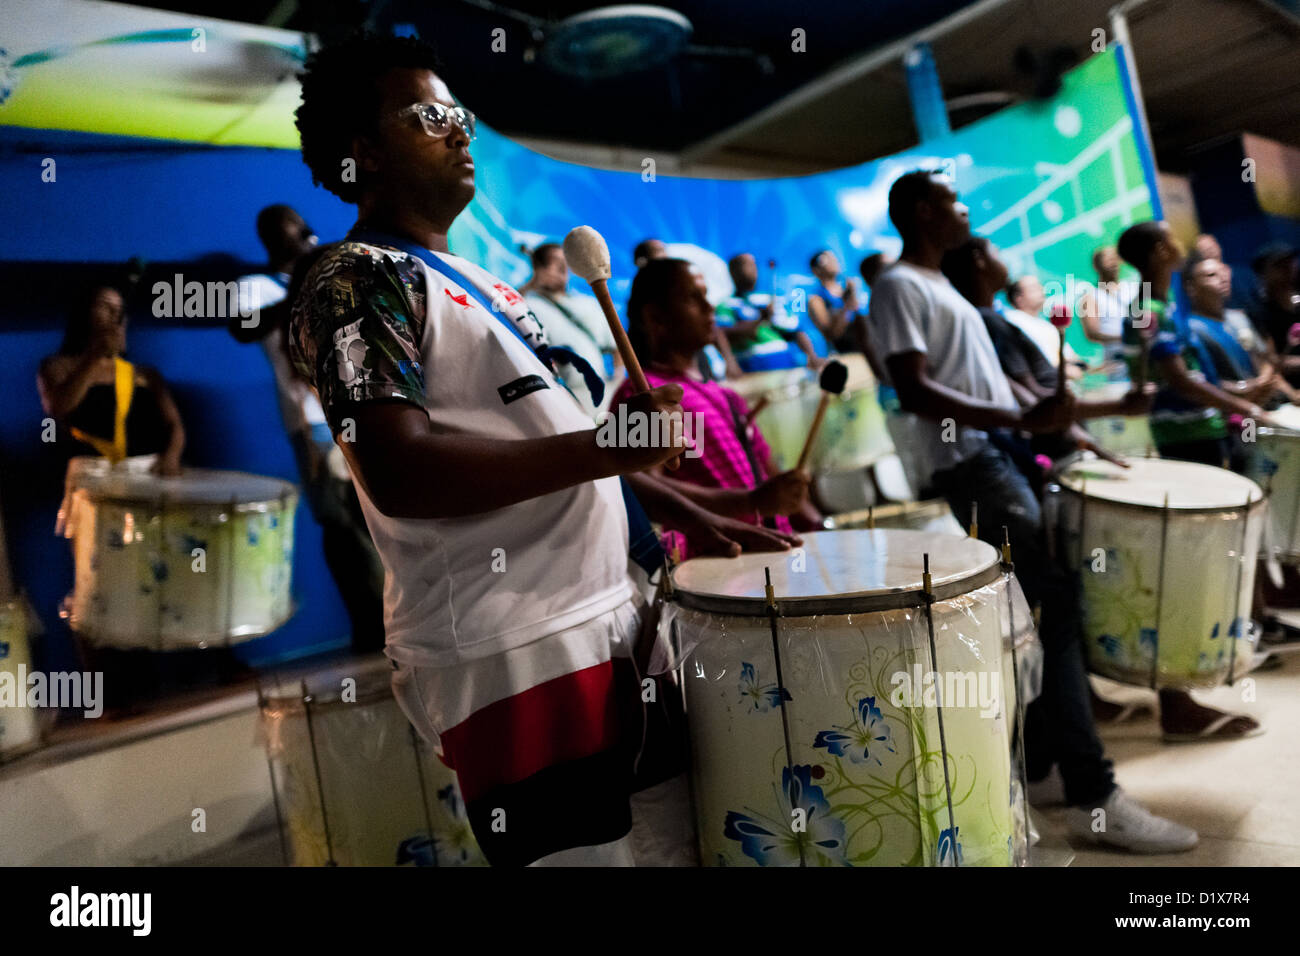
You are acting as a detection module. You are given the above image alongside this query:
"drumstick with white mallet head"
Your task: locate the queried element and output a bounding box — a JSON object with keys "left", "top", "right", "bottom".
{"left": 795, "top": 358, "right": 849, "bottom": 472}
{"left": 563, "top": 225, "right": 681, "bottom": 469}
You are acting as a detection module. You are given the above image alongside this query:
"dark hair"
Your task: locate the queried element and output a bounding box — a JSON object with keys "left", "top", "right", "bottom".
{"left": 60, "top": 283, "right": 126, "bottom": 355}
{"left": 626, "top": 258, "right": 692, "bottom": 364}
{"left": 1116, "top": 220, "right": 1166, "bottom": 273}
{"left": 256, "top": 204, "right": 297, "bottom": 249}
{"left": 1005, "top": 277, "right": 1027, "bottom": 305}
{"left": 940, "top": 237, "right": 988, "bottom": 303}
{"left": 632, "top": 238, "right": 663, "bottom": 266}
{"left": 296, "top": 32, "right": 444, "bottom": 204}
{"left": 888, "top": 168, "right": 945, "bottom": 238}
{"left": 858, "top": 252, "right": 885, "bottom": 284}
{"left": 531, "top": 243, "right": 561, "bottom": 270}
{"left": 809, "top": 250, "right": 831, "bottom": 272}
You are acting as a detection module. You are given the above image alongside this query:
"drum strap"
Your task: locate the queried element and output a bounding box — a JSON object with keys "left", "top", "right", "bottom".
{"left": 722, "top": 392, "right": 778, "bottom": 530}
{"left": 70, "top": 357, "right": 135, "bottom": 464}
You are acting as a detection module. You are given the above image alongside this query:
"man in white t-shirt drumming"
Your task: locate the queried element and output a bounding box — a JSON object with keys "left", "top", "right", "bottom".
{"left": 288, "top": 33, "right": 687, "bottom": 866}
{"left": 869, "top": 169, "right": 1196, "bottom": 854}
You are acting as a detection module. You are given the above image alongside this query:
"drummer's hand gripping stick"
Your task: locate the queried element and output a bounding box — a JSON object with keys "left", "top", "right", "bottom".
{"left": 564, "top": 225, "right": 681, "bottom": 470}
{"left": 794, "top": 359, "right": 849, "bottom": 472}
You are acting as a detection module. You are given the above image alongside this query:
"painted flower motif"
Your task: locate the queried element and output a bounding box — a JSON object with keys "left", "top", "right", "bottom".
{"left": 938, "top": 826, "right": 964, "bottom": 866}
{"left": 395, "top": 835, "right": 437, "bottom": 866}
{"left": 1138, "top": 627, "right": 1158, "bottom": 654}
{"left": 813, "top": 696, "right": 896, "bottom": 766}
{"left": 723, "top": 765, "right": 849, "bottom": 867}
{"left": 738, "top": 661, "right": 791, "bottom": 713}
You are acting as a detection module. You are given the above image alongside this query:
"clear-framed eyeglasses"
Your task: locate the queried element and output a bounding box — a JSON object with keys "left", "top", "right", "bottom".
{"left": 394, "top": 102, "right": 477, "bottom": 142}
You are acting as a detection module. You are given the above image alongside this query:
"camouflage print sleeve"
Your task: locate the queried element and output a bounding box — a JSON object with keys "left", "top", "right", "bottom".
{"left": 289, "top": 242, "right": 427, "bottom": 431}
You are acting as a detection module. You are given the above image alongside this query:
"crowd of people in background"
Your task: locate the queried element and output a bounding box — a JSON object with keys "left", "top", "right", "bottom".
{"left": 33, "top": 31, "right": 1300, "bottom": 866}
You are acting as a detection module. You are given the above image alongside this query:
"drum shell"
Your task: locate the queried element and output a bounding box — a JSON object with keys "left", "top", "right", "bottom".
{"left": 1049, "top": 482, "right": 1263, "bottom": 689}
{"left": 61, "top": 459, "right": 297, "bottom": 649}
{"left": 736, "top": 356, "right": 894, "bottom": 473}
{"left": 1079, "top": 381, "right": 1154, "bottom": 457}
{"left": 0, "top": 600, "right": 41, "bottom": 758}
{"left": 1245, "top": 427, "right": 1300, "bottom": 563}
{"left": 259, "top": 676, "right": 485, "bottom": 867}
{"left": 669, "top": 573, "right": 1030, "bottom": 867}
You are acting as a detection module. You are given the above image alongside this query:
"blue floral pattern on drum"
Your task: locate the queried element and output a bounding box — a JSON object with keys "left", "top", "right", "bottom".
{"left": 724, "top": 765, "right": 849, "bottom": 866}
{"left": 738, "top": 661, "right": 791, "bottom": 713}
{"left": 718, "top": 649, "right": 1004, "bottom": 866}
{"left": 813, "top": 695, "right": 896, "bottom": 766}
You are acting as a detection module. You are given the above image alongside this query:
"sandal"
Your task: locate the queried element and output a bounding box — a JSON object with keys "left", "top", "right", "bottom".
{"left": 1162, "top": 713, "right": 1265, "bottom": 743}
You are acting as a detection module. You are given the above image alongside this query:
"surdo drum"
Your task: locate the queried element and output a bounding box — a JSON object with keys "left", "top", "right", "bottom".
{"left": 1245, "top": 404, "right": 1300, "bottom": 564}
{"left": 732, "top": 354, "right": 893, "bottom": 474}
{"left": 58, "top": 456, "right": 297, "bottom": 649}
{"left": 1049, "top": 457, "right": 1265, "bottom": 689}
{"left": 259, "top": 660, "right": 485, "bottom": 867}
{"left": 666, "top": 529, "right": 1033, "bottom": 867}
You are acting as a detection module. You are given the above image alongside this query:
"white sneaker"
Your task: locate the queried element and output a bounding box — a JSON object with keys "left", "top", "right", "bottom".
{"left": 1063, "top": 788, "right": 1198, "bottom": 854}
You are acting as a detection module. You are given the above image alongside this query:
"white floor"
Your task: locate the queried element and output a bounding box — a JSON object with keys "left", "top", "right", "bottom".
{"left": 1037, "top": 649, "right": 1300, "bottom": 866}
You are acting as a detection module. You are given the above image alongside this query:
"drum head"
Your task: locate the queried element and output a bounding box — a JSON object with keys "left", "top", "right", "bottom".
{"left": 671, "top": 529, "right": 1000, "bottom": 616}
{"left": 1265, "top": 404, "right": 1300, "bottom": 434}
{"left": 66, "top": 456, "right": 296, "bottom": 507}
{"left": 1058, "top": 457, "right": 1262, "bottom": 511}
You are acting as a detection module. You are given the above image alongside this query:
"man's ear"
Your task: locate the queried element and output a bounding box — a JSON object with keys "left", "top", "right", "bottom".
{"left": 352, "top": 134, "right": 382, "bottom": 175}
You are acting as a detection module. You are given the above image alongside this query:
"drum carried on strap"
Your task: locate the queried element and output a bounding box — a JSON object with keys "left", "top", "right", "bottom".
{"left": 1048, "top": 457, "right": 1265, "bottom": 689}
{"left": 0, "top": 598, "right": 41, "bottom": 760}
{"left": 666, "top": 529, "right": 1034, "bottom": 867}
{"left": 58, "top": 456, "right": 297, "bottom": 650}
{"left": 258, "top": 659, "right": 485, "bottom": 867}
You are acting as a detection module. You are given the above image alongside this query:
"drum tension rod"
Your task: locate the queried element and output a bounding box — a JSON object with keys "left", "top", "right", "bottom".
{"left": 764, "top": 567, "right": 806, "bottom": 868}
{"left": 998, "top": 526, "right": 1031, "bottom": 865}
{"left": 969, "top": 501, "right": 978, "bottom": 540}
{"left": 922, "top": 554, "right": 960, "bottom": 867}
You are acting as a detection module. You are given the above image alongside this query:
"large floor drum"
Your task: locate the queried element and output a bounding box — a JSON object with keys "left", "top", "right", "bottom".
{"left": 1049, "top": 457, "right": 1264, "bottom": 689}
{"left": 59, "top": 456, "right": 297, "bottom": 649}
{"left": 259, "top": 660, "right": 486, "bottom": 867}
{"left": 1244, "top": 405, "right": 1300, "bottom": 563}
{"left": 0, "top": 599, "right": 40, "bottom": 758}
{"left": 669, "top": 530, "right": 1031, "bottom": 867}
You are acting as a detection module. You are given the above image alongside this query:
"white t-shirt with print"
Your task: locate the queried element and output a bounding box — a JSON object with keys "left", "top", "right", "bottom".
{"left": 299, "top": 241, "right": 633, "bottom": 668}
{"left": 868, "top": 260, "right": 1018, "bottom": 474}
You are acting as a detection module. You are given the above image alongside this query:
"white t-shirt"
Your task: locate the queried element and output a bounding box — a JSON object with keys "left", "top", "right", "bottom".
{"left": 291, "top": 241, "right": 633, "bottom": 668}
{"left": 868, "top": 261, "right": 1018, "bottom": 473}
{"left": 525, "top": 290, "right": 620, "bottom": 417}
{"left": 1077, "top": 278, "right": 1138, "bottom": 362}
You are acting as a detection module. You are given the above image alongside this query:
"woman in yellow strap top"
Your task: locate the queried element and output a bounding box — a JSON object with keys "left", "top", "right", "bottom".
{"left": 37, "top": 284, "right": 186, "bottom": 475}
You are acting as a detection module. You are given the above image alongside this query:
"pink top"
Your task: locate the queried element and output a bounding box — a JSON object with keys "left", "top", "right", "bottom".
{"left": 612, "top": 368, "right": 794, "bottom": 560}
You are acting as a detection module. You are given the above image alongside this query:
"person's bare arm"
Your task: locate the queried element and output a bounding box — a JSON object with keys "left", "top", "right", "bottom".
{"left": 1156, "top": 354, "right": 1264, "bottom": 420}
{"left": 713, "top": 328, "right": 744, "bottom": 379}
{"left": 339, "top": 385, "right": 685, "bottom": 519}
{"left": 143, "top": 369, "right": 186, "bottom": 475}
{"left": 886, "top": 351, "right": 1073, "bottom": 433}
{"left": 622, "top": 470, "right": 800, "bottom": 556}
{"left": 37, "top": 354, "right": 113, "bottom": 420}
{"left": 1077, "top": 292, "right": 1120, "bottom": 344}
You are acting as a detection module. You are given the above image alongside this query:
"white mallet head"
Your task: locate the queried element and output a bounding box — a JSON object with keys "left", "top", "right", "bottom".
{"left": 563, "top": 225, "right": 612, "bottom": 283}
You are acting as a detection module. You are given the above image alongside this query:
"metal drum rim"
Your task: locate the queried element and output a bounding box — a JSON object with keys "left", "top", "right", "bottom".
{"left": 670, "top": 559, "right": 1004, "bottom": 616}
{"left": 1052, "top": 482, "right": 1267, "bottom": 517}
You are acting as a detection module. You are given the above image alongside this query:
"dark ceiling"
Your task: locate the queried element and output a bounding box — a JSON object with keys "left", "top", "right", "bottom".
{"left": 107, "top": 0, "right": 1300, "bottom": 174}
{"left": 133, "top": 0, "right": 975, "bottom": 151}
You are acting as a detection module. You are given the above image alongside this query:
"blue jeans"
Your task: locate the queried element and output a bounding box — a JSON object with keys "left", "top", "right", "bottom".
{"left": 931, "top": 445, "right": 1115, "bottom": 806}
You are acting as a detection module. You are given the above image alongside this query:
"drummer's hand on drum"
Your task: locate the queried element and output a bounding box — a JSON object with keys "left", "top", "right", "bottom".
{"left": 1020, "top": 391, "right": 1076, "bottom": 433}
{"left": 751, "top": 469, "right": 812, "bottom": 517}
{"left": 150, "top": 451, "right": 183, "bottom": 477}
{"left": 614, "top": 384, "right": 690, "bottom": 471}
{"left": 688, "top": 512, "right": 803, "bottom": 557}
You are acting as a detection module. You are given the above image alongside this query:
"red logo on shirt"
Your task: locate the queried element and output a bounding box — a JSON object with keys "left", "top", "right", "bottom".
{"left": 445, "top": 289, "right": 473, "bottom": 308}
{"left": 492, "top": 283, "right": 522, "bottom": 307}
